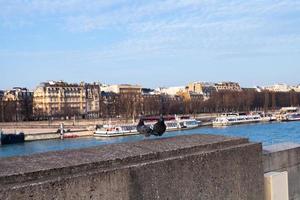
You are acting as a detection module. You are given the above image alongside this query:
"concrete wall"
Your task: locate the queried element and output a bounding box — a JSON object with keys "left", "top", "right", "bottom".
{"left": 0, "top": 134, "right": 264, "bottom": 200}
{"left": 264, "top": 143, "right": 300, "bottom": 200}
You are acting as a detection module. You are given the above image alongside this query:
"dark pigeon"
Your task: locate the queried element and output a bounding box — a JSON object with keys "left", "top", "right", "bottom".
{"left": 137, "top": 118, "right": 153, "bottom": 137}
{"left": 152, "top": 115, "right": 167, "bottom": 136}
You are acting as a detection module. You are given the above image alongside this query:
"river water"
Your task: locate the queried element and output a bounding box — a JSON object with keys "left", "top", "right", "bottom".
{"left": 1, "top": 121, "right": 300, "bottom": 158}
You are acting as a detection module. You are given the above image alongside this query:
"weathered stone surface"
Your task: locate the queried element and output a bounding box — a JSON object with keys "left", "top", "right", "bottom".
{"left": 0, "top": 134, "right": 264, "bottom": 200}
{"left": 264, "top": 143, "right": 300, "bottom": 200}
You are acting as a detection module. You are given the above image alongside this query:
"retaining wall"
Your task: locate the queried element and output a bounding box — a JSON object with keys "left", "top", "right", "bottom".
{"left": 264, "top": 143, "right": 300, "bottom": 200}
{"left": 0, "top": 134, "right": 264, "bottom": 200}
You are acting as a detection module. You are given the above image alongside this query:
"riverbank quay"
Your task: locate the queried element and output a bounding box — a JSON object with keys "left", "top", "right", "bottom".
{"left": 1, "top": 128, "right": 93, "bottom": 141}
{"left": 0, "top": 134, "right": 264, "bottom": 200}
{"left": 0, "top": 113, "right": 217, "bottom": 128}
{"left": 0, "top": 114, "right": 216, "bottom": 141}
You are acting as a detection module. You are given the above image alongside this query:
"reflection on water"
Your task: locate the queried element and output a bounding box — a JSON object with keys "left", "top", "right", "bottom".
{"left": 1, "top": 121, "right": 300, "bottom": 158}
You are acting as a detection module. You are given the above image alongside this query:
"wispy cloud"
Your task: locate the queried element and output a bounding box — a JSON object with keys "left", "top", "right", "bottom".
{"left": 0, "top": 0, "right": 300, "bottom": 62}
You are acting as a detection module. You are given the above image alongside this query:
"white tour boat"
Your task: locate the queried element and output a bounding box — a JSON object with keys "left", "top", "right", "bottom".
{"left": 277, "top": 107, "right": 300, "bottom": 121}
{"left": 165, "top": 117, "right": 201, "bottom": 131}
{"left": 177, "top": 118, "right": 201, "bottom": 129}
{"left": 212, "top": 113, "right": 263, "bottom": 127}
{"left": 94, "top": 124, "right": 138, "bottom": 137}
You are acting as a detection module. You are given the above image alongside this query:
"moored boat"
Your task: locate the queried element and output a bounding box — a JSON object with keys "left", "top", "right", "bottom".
{"left": 212, "top": 113, "right": 263, "bottom": 127}
{"left": 278, "top": 107, "right": 300, "bottom": 121}
{"left": 94, "top": 124, "right": 138, "bottom": 137}
{"left": 251, "top": 111, "right": 277, "bottom": 122}
{"left": 177, "top": 118, "right": 201, "bottom": 129}
{"left": 0, "top": 132, "right": 25, "bottom": 145}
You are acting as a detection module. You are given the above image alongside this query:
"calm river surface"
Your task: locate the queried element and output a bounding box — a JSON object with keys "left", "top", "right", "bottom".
{"left": 1, "top": 121, "right": 300, "bottom": 158}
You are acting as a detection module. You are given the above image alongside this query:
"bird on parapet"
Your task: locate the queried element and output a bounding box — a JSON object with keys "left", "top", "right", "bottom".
{"left": 152, "top": 115, "right": 167, "bottom": 136}
{"left": 137, "top": 118, "right": 152, "bottom": 137}
{"left": 137, "top": 115, "right": 167, "bottom": 137}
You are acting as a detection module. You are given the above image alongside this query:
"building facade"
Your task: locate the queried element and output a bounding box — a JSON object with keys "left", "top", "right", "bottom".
{"left": 264, "top": 84, "right": 292, "bottom": 92}
{"left": 155, "top": 86, "right": 185, "bottom": 96}
{"left": 102, "top": 84, "right": 142, "bottom": 94}
{"left": 117, "top": 84, "right": 142, "bottom": 118}
{"left": 160, "top": 94, "right": 184, "bottom": 114}
{"left": 215, "top": 82, "right": 242, "bottom": 92}
{"left": 1, "top": 87, "right": 33, "bottom": 121}
{"left": 142, "top": 94, "right": 161, "bottom": 116}
{"left": 187, "top": 82, "right": 216, "bottom": 98}
{"left": 85, "top": 83, "right": 101, "bottom": 118}
{"left": 99, "top": 84, "right": 143, "bottom": 118}
{"left": 293, "top": 85, "right": 300, "bottom": 92}
{"left": 99, "top": 91, "right": 120, "bottom": 118}
{"left": 33, "top": 81, "right": 87, "bottom": 118}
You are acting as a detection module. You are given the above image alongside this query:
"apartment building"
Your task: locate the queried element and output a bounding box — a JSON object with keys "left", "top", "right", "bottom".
{"left": 85, "top": 83, "right": 101, "bottom": 118}
{"left": 1, "top": 87, "right": 33, "bottom": 121}
{"left": 33, "top": 81, "right": 86, "bottom": 117}
{"left": 187, "top": 82, "right": 216, "bottom": 98}
{"left": 215, "top": 82, "right": 242, "bottom": 92}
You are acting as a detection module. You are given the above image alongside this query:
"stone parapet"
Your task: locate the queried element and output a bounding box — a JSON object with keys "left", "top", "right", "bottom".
{"left": 0, "top": 134, "right": 264, "bottom": 200}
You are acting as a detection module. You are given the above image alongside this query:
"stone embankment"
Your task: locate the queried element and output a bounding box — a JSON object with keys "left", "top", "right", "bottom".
{"left": 0, "top": 134, "right": 264, "bottom": 200}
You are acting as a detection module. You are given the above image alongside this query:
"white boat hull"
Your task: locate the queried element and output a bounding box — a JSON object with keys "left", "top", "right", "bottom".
{"left": 282, "top": 117, "right": 300, "bottom": 122}
{"left": 213, "top": 114, "right": 265, "bottom": 127}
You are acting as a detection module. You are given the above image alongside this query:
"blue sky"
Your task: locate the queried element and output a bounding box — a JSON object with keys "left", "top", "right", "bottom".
{"left": 0, "top": 0, "right": 300, "bottom": 90}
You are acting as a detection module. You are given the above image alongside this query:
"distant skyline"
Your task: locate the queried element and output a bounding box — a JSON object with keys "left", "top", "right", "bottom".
{"left": 1, "top": 1, "right": 300, "bottom": 89}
